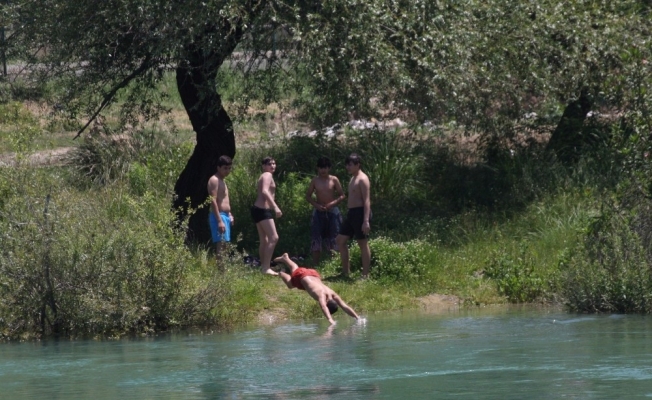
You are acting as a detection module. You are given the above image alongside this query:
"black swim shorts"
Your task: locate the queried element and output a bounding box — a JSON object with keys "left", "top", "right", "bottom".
{"left": 251, "top": 205, "right": 274, "bottom": 223}
{"left": 339, "top": 207, "right": 370, "bottom": 240}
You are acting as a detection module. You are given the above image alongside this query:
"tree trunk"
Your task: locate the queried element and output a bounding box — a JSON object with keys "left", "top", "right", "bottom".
{"left": 546, "top": 89, "right": 593, "bottom": 164}
{"left": 173, "top": 49, "right": 237, "bottom": 245}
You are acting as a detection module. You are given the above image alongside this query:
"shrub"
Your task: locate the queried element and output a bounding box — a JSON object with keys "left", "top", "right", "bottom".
{"left": 0, "top": 169, "right": 232, "bottom": 339}
{"left": 484, "top": 247, "right": 547, "bottom": 303}
{"left": 366, "top": 237, "right": 432, "bottom": 286}
{"left": 562, "top": 201, "right": 652, "bottom": 313}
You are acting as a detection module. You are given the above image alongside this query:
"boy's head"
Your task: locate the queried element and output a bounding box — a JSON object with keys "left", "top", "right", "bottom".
{"left": 261, "top": 156, "right": 277, "bottom": 172}
{"left": 316, "top": 156, "right": 332, "bottom": 169}
{"left": 216, "top": 155, "right": 233, "bottom": 177}
{"left": 345, "top": 153, "right": 362, "bottom": 174}
{"left": 217, "top": 155, "right": 233, "bottom": 168}
{"left": 345, "top": 153, "right": 362, "bottom": 167}
{"left": 326, "top": 299, "right": 338, "bottom": 314}
{"left": 262, "top": 156, "right": 275, "bottom": 166}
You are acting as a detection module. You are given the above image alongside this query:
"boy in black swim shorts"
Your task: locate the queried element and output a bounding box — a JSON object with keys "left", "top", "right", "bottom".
{"left": 336, "top": 153, "right": 372, "bottom": 279}
{"left": 252, "top": 157, "right": 282, "bottom": 275}
{"left": 339, "top": 206, "right": 371, "bottom": 240}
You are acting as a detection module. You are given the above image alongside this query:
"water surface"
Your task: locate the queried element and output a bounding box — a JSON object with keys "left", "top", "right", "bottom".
{"left": 2, "top": 306, "right": 652, "bottom": 399}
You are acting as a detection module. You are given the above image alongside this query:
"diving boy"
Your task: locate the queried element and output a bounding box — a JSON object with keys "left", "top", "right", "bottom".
{"left": 274, "top": 253, "right": 360, "bottom": 325}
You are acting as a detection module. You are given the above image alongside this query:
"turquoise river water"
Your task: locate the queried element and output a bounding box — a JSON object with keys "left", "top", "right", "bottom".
{"left": 1, "top": 306, "right": 652, "bottom": 399}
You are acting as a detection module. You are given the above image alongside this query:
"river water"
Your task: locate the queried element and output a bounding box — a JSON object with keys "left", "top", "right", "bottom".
{"left": 1, "top": 306, "right": 652, "bottom": 399}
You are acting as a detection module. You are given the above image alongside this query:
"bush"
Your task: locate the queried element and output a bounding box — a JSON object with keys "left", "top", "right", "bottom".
{"left": 562, "top": 201, "right": 652, "bottom": 313}
{"left": 365, "top": 237, "right": 432, "bottom": 286}
{"left": 484, "top": 247, "right": 548, "bottom": 303}
{"left": 0, "top": 169, "right": 233, "bottom": 339}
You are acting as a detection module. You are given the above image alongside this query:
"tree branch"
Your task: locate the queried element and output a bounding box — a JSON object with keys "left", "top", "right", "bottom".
{"left": 74, "top": 56, "right": 153, "bottom": 139}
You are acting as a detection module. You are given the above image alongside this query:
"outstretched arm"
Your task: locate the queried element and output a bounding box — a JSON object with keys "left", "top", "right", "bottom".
{"left": 318, "top": 298, "right": 336, "bottom": 325}
{"left": 333, "top": 295, "right": 359, "bottom": 320}
{"left": 279, "top": 271, "right": 294, "bottom": 289}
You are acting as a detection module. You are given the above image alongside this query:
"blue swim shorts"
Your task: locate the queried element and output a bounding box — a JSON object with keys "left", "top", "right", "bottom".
{"left": 209, "top": 212, "right": 231, "bottom": 243}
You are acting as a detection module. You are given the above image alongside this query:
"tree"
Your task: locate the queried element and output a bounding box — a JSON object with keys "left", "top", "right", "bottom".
{"left": 4, "top": 0, "right": 649, "bottom": 243}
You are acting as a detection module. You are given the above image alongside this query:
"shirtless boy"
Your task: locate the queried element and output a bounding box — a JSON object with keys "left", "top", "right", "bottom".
{"left": 274, "top": 253, "right": 359, "bottom": 325}
{"left": 336, "top": 153, "right": 372, "bottom": 278}
{"left": 305, "top": 157, "right": 346, "bottom": 264}
{"left": 251, "top": 157, "right": 282, "bottom": 275}
{"left": 207, "top": 155, "right": 235, "bottom": 263}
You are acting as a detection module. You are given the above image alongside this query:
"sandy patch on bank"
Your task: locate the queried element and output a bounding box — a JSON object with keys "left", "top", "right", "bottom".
{"left": 0, "top": 147, "right": 74, "bottom": 167}
{"left": 417, "top": 294, "right": 461, "bottom": 312}
{"left": 256, "top": 293, "right": 462, "bottom": 326}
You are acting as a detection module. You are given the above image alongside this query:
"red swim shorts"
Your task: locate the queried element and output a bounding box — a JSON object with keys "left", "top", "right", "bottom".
{"left": 290, "top": 267, "right": 321, "bottom": 290}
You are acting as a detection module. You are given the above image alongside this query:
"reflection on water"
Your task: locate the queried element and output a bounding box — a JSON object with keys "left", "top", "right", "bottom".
{"left": 2, "top": 306, "right": 652, "bottom": 399}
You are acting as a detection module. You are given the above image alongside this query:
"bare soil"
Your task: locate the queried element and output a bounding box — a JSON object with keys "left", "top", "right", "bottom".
{"left": 0, "top": 146, "right": 74, "bottom": 167}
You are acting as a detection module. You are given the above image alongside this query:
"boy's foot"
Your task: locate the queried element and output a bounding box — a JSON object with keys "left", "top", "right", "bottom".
{"left": 261, "top": 267, "right": 279, "bottom": 276}
{"left": 273, "top": 253, "right": 289, "bottom": 263}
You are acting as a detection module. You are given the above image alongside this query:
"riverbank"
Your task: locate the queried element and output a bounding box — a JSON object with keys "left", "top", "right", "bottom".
{"left": 0, "top": 128, "right": 593, "bottom": 340}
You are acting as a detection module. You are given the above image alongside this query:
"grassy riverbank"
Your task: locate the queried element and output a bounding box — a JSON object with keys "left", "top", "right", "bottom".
{"left": 0, "top": 95, "right": 606, "bottom": 340}
{"left": 3, "top": 68, "right": 651, "bottom": 340}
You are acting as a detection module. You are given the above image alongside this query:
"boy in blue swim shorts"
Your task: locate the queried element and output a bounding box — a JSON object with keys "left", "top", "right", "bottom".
{"left": 207, "top": 155, "right": 234, "bottom": 263}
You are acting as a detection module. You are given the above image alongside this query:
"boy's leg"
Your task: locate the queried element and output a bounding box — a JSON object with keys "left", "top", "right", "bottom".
{"left": 336, "top": 234, "right": 351, "bottom": 275}
{"left": 310, "top": 210, "right": 322, "bottom": 265}
{"left": 357, "top": 238, "right": 371, "bottom": 278}
{"left": 328, "top": 209, "right": 342, "bottom": 253}
{"left": 215, "top": 242, "right": 225, "bottom": 264}
{"left": 257, "top": 220, "right": 279, "bottom": 275}
{"left": 273, "top": 253, "right": 299, "bottom": 272}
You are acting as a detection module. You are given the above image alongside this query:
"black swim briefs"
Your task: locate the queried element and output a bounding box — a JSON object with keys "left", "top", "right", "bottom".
{"left": 251, "top": 205, "right": 274, "bottom": 223}
{"left": 339, "top": 207, "right": 370, "bottom": 240}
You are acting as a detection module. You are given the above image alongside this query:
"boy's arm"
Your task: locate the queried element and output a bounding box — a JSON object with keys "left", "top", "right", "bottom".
{"left": 305, "top": 179, "right": 322, "bottom": 209}
{"left": 318, "top": 297, "right": 336, "bottom": 325}
{"left": 279, "top": 271, "right": 294, "bottom": 289}
{"left": 260, "top": 173, "right": 281, "bottom": 215}
{"left": 333, "top": 296, "right": 359, "bottom": 319}
{"left": 360, "top": 176, "right": 371, "bottom": 234}
{"left": 326, "top": 177, "right": 346, "bottom": 209}
{"left": 208, "top": 177, "right": 223, "bottom": 212}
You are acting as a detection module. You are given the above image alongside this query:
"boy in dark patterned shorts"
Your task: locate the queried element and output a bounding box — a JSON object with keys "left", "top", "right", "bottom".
{"left": 305, "top": 157, "right": 346, "bottom": 265}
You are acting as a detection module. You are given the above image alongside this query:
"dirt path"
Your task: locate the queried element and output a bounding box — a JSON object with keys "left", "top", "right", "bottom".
{"left": 0, "top": 147, "right": 74, "bottom": 167}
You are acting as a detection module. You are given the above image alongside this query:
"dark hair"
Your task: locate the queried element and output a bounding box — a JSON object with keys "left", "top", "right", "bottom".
{"left": 316, "top": 156, "right": 332, "bottom": 169}
{"left": 217, "top": 155, "right": 233, "bottom": 167}
{"left": 326, "top": 299, "right": 338, "bottom": 314}
{"left": 262, "top": 156, "right": 275, "bottom": 166}
{"left": 345, "top": 153, "right": 362, "bottom": 166}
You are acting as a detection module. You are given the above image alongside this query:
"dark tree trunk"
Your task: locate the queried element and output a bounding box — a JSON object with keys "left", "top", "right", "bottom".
{"left": 173, "top": 45, "right": 238, "bottom": 245}
{"left": 546, "top": 89, "right": 593, "bottom": 164}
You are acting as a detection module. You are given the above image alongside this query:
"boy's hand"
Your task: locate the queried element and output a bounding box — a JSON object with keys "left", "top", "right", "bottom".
{"left": 362, "top": 221, "right": 370, "bottom": 235}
